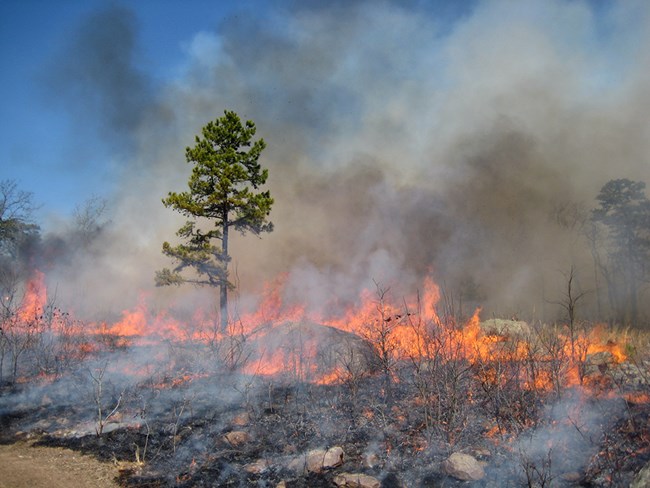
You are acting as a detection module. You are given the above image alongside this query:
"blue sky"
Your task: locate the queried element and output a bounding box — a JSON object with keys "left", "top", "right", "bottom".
{"left": 0, "top": 0, "right": 270, "bottom": 220}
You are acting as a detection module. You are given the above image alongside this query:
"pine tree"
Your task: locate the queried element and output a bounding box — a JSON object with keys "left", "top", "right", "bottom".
{"left": 592, "top": 179, "right": 650, "bottom": 325}
{"left": 157, "top": 111, "right": 273, "bottom": 332}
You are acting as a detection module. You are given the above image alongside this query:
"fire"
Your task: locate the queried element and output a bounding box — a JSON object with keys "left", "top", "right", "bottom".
{"left": 244, "top": 348, "right": 289, "bottom": 377}
{"left": 581, "top": 325, "right": 627, "bottom": 363}
{"left": 17, "top": 270, "right": 47, "bottom": 322}
{"left": 103, "top": 292, "right": 201, "bottom": 342}
{"left": 624, "top": 391, "right": 650, "bottom": 404}
{"left": 239, "top": 273, "right": 306, "bottom": 331}
{"left": 9, "top": 269, "right": 635, "bottom": 397}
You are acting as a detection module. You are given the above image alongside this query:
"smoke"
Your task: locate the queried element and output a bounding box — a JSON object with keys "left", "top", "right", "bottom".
{"left": 501, "top": 392, "right": 625, "bottom": 485}
{"left": 40, "top": 0, "right": 650, "bottom": 321}
{"left": 45, "top": 4, "right": 154, "bottom": 157}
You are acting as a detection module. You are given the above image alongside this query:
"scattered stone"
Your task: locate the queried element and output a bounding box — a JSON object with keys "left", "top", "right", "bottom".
{"left": 247, "top": 322, "right": 377, "bottom": 381}
{"left": 310, "top": 446, "right": 345, "bottom": 472}
{"left": 442, "top": 452, "right": 486, "bottom": 481}
{"left": 631, "top": 460, "right": 650, "bottom": 488}
{"left": 333, "top": 472, "right": 381, "bottom": 488}
{"left": 586, "top": 351, "right": 615, "bottom": 366}
{"left": 288, "top": 446, "right": 345, "bottom": 473}
{"left": 223, "top": 430, "right": 251, "bottom": 447}
{"left": 276, "top": 482, "right": 287, "bottom": 488}
{"left": 583, "top": 351, "right": 616, "bottom": 377}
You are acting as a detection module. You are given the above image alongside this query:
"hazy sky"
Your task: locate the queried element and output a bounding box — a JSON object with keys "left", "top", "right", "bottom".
{"left": 0, "top": 0, "right": 631, "bottom": 221}
{"left": 1, "top": 0, "right": 649, "bottom": 319}
{"left": 0, "top": 0, "right": 473, "bottom": 221}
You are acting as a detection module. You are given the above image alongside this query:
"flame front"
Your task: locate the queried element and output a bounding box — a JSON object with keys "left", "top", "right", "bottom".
{"left": 10, "top": 270, "right": 633, "bottom": 394}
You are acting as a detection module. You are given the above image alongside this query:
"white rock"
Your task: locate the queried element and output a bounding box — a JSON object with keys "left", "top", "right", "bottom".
{"left": 442, "top": 452, "right": 485, "bottom": 481}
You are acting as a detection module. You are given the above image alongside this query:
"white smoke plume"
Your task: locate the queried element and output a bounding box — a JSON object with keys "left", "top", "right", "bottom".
{"left": 42, "top": 0, "right": 650, "bottom": 323}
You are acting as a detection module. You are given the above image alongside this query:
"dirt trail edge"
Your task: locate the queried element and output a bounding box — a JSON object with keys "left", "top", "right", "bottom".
{"left": 0, "top": 440, "right": 122, "bottom": 488}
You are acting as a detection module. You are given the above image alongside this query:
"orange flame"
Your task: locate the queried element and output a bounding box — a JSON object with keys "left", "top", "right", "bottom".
{"left": 14, "top": 270, "right": 634, "bottom": 396}
{"left": 18, "top": 270, "right": 46, "bottom": 322}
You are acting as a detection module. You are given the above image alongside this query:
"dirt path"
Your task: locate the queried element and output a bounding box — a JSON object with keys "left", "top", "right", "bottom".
{"left": 0, "top": 440, "right": 122, "bottom": 488}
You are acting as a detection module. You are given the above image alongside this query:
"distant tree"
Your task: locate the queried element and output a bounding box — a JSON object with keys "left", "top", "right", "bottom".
{"left": 591, "top": 179, "right": 650, "bottom": 325}
{"left": 0, "top": 180, "right": 40, "bottom": 279}
{"left": 72, "top": 195, "right": 109, "bottom": 248}
{"left": 156, "top": 111, "right": 274, "bottom": 332}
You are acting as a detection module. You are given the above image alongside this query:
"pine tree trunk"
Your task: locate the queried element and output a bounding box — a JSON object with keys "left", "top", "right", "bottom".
{"left": 220, "top": 220, "right": 229, "bottom": 333}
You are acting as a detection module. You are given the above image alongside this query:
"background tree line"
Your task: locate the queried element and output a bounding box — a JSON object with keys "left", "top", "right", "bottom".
{"left": 0, "top": 181, "right": 109, "bottom": 300}
{"left": 588, "top": 178, "right": 650, "bottom": 326}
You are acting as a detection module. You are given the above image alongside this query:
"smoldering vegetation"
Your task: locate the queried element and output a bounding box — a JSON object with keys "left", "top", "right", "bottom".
{"left": 2, "top": 0, "right": 650, "bottom": 486}
{"left": 1, "top": 296, "right": 649, "bottom": 487}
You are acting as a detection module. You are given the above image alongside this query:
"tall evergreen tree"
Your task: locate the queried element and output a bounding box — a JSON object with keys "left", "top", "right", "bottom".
{"left": 157, "top": 111, "right": 273, "bottom": 332}
{"left": 592, "top": 178, "right": 650, "bottom": 325}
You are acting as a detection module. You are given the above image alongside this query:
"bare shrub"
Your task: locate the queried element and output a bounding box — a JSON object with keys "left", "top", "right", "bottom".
{"left": 359, "top": 282, "right": 400, "bottom": 401}
{"left": 88, "top": 361, "right": 125, "bottom": 437}
{"left": 199, "top": 317, "right": 251, "bottom": 374}
{"left": 0, "top": 290, "right": 42, "bottom": 383}
{"left": 520, "top": 447, "right": 555, "bottom": 488}
{"left": 532, "top": 323, "right": 570, "bottom": 399}
{"left": 475, "top": 336, "right": 541, "bottom": 435}
{"left": 405, "top": 298, "right": 474, "bottom": 445}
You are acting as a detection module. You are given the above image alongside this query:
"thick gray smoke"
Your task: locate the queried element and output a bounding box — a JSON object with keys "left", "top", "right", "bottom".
{"left": 43, "top": 0, "right": 650, "bottom": 323}
{"left": 45, "top": 4, "right": 153, "bottom": 157}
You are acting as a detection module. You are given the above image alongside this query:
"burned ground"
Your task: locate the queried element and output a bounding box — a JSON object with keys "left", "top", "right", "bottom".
{"left": 1, "top": 321, "right": 649, "bottom": 487}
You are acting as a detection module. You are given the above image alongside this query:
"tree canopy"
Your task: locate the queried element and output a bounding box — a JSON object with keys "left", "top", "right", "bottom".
{"left": 0, "top": 180, "right": 40, "bottom": 283}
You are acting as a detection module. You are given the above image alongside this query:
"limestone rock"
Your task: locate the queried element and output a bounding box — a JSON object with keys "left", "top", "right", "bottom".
{"left": 247, "top": 322, "right": 377, "bottom": 381}
{"left": 289, "top": 446, "right": 345, "bottom": 473}
{"left": 583, "top": 351, "right": 616, "bottom": 377}
{"left": 309, "top": 446, "right": 345, "bottom": 472}
{"left": 333, "top": 472, "right": 381, "bottom": 488}
{"left": 586, "top": 351, "right": 615, "bottom": 366}
{"left": 442, "top": 452, "right": 485, "bottom": 481}
{"left": 480, "top": 319, "right": 531, "bottom": 340}
{"left": 612, "top": 362, "right": 650, "bottom": 387}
